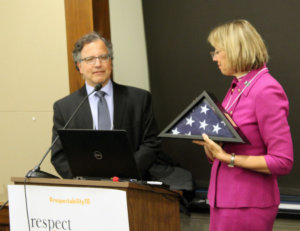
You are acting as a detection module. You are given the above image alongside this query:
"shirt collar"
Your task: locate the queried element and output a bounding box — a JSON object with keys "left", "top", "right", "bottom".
{"left": 232, "top": 65, "right": 268, "bottom": 96}
{"left": 86, "top": 79, "right": 113, "bottom": 96}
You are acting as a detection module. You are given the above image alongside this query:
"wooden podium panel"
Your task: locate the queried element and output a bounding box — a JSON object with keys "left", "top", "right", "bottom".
{"left": 11, "top": 177, "right": 181, "bottom": 231}
{"left": 0, "top": 202, "right": 9, "bottom": 231}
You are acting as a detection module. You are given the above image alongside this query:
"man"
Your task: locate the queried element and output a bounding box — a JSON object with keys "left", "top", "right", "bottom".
{"left": 51, "top": 32, "right": 162, "bottom": 179}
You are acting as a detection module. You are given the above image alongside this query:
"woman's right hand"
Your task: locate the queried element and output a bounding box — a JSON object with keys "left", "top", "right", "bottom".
{"left": 192, "top": 139, "right": 215, "bottom": 162}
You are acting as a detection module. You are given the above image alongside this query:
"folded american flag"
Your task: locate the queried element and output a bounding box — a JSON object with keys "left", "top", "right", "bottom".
{"left": 159, "top": 91, "right": 246, "bottom": 143}
{"left": 168, "top": 99, "right": 233, "bottom": 138}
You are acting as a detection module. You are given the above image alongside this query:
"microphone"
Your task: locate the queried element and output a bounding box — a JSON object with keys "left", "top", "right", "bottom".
{"left": 26, "top": 83, "right": 102, "bottom": 178}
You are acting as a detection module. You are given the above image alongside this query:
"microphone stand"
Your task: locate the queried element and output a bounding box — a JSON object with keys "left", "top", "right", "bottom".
{"left": 25, "top": 83, "right": 102, "bottom": 178}
{"left": 25, "top": 137, "right": 60, "bottom": 178}
{"left": 0, "top": 200, "right": 8, "bottom": 211}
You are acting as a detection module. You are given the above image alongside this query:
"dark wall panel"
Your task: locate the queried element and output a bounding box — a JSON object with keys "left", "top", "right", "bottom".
{"left": 143, "top": 0, "right": 300, "bottom": 195}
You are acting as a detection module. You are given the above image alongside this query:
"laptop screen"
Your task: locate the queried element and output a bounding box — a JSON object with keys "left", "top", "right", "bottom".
{"left": 57, "top": 129, "right": 141, "bottom": 181}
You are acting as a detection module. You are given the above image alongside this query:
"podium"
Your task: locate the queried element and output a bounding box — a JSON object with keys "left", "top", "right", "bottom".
{"left": 0, "top": 202, "right": 9, "bottom": 231}
{"left": 9, "top": 177, "right": 180, "bottom": 231}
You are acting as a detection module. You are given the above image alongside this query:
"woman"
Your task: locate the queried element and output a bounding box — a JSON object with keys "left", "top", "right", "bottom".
{"left": 193, "top": 19, "right": 293, "bottom": 231}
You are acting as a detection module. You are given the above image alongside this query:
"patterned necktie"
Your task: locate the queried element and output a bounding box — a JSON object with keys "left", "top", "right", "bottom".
{"left": 95, "top": 91, "right": 111, "bottom": 130}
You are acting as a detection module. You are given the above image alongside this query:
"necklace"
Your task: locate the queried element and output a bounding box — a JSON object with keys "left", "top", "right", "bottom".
{"left": 224, "top": 67, "right": 267, "bottom": 112}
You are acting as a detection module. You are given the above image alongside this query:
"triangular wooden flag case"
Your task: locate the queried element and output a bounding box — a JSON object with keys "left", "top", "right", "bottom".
{"left": 159, "top": 91, "right": 248, "bottom": 143}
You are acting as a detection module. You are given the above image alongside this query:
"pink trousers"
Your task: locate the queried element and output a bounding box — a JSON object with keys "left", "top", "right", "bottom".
{"left": 209, "top": 205, "right": 278, "bottom": 231}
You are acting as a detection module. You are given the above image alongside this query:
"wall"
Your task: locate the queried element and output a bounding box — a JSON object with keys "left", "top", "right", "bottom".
{"left": 0, "top": 0, "right": 69, "bottom": 202}
{"left": 0, "top": 0, "right": 149, "bottom": 202}
{"left": 109, "top": 0, "right": 150, "bottom": 91}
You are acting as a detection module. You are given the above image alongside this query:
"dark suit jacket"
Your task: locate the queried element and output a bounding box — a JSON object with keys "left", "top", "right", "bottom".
{"left": 51, "top": 82, "right": 161, "bottom": 179}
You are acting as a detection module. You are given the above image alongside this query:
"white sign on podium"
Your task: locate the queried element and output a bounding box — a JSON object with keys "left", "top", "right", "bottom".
{"left": 8, "top": 185, "right": 130, "bottom": 231}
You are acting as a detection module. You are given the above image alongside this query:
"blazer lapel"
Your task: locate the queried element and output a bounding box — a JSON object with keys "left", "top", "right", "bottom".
{"left": 113, "top": 82, "right": 127, "bottom": 129}
{"left": 75, "top": 86, "right": 94, "bottom": 129}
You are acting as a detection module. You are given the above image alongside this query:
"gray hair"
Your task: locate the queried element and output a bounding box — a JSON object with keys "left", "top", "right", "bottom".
{"left": 72, "top": 32, "right": 113, "bottom": 67}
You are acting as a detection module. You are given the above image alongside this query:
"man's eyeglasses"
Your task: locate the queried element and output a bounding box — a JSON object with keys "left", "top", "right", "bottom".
{"left": 80, "top": 54, "right": 111, "bottom": 64}
{"left": 210, "top": 50, "right": 222, "bottom": 59}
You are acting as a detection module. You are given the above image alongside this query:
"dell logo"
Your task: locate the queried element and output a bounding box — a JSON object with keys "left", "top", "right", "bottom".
{"left": 93, "top": 151, "right": 103, "bottom": 160}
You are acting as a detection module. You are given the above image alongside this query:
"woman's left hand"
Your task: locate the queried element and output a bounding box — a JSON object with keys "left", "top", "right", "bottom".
{"left": 193, "top": 134, "right": 272, "bottom": 174}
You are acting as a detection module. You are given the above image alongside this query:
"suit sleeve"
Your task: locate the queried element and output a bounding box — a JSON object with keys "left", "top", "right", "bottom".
{"left": 133, "top": 92, "right": 162, "bottom": 177}
{"left": 50, "top": 102, "right": 73, "bottom": 179}
{"left": 255, "top": 83, "right": 293, "bottom": 176}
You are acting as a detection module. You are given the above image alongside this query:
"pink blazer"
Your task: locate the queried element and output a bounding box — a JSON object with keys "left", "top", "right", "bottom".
{"left": 208, "top": 66, "right": 294, "bottom": 208}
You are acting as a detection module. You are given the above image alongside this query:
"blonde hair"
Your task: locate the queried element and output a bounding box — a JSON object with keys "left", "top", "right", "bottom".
{"left": 208, "top": 19, "right": 268, "bottom": 73}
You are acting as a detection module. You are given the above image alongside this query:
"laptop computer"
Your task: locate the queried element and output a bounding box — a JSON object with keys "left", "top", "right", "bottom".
{"left": 57, "top": 129, "right": 141, "bottom": 181}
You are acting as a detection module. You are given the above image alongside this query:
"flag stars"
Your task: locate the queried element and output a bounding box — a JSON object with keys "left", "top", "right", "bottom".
{"left": 186, "top": 116, "right": 195, "bottom": 127}
{"left": 200, "top": 104, "right": 210, "bottom": 114}
{"left": 212, "top": 123, "right": 221, "bottom": 134}
{"left": 167, "top": 101, "right": 233, "bottom": 138}
{"left": 172, "top": 128, "right": 180, "bottom": 135}
{"left": 199, "top": 119, "right": 208, "bottom": 130}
